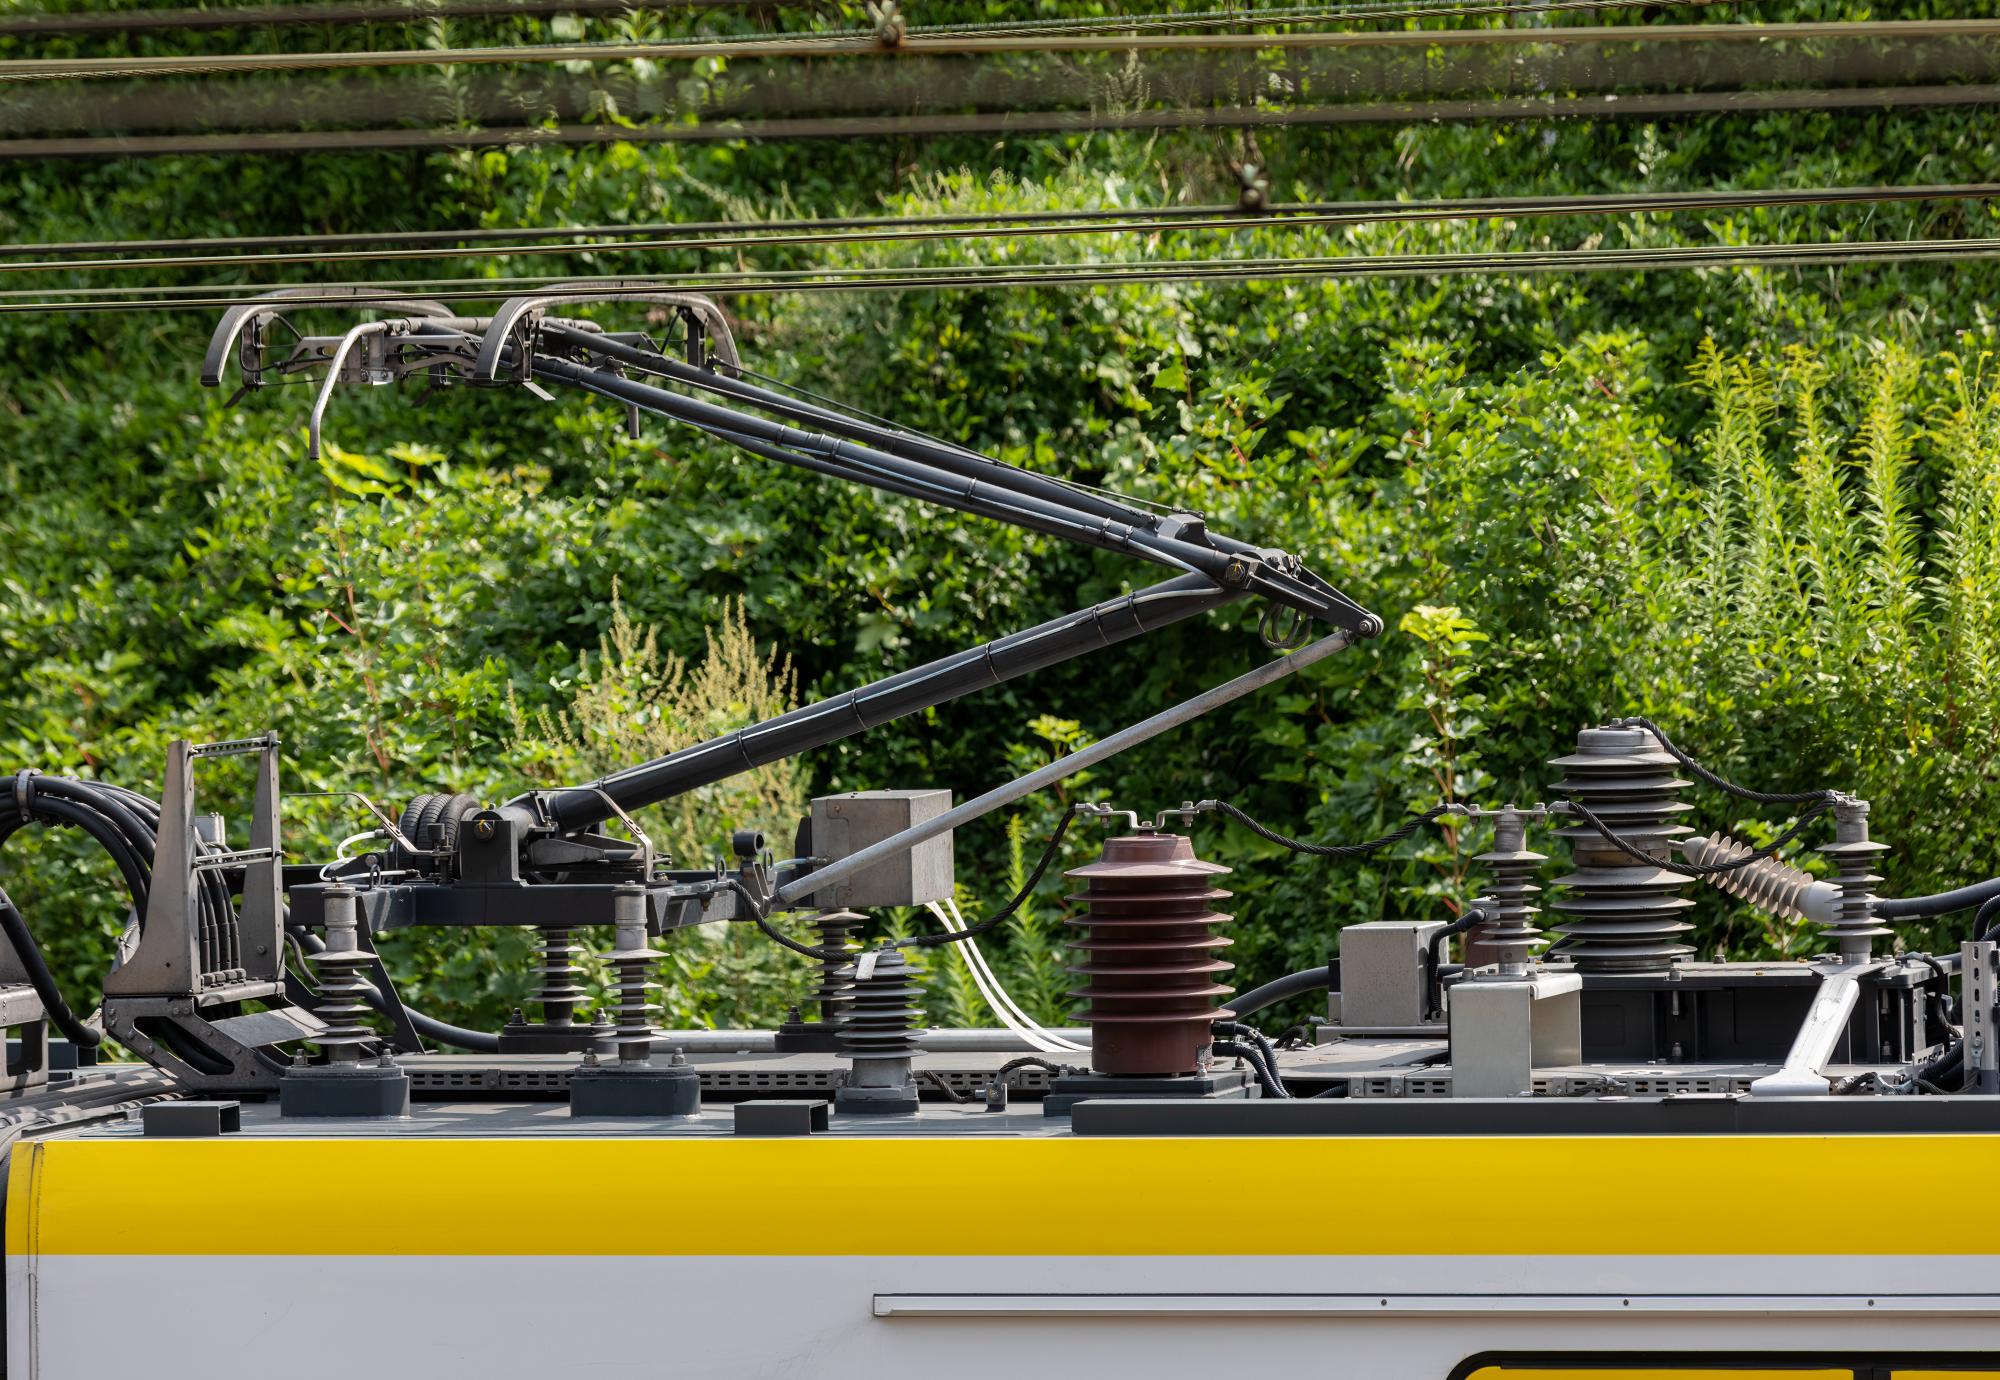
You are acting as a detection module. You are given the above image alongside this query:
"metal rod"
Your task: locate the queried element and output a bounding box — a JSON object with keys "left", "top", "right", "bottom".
{"left": 529, "top": 354, "right": 1274, "bottom": 602}
{"left": 773, "top": 633, "right": 1354, "bottom": 908}
{"left": 518, "top": 574, "right": 1241, "bottom": 833}
{"left": 542, "top": 323, "right": 1159, "bottom": 533}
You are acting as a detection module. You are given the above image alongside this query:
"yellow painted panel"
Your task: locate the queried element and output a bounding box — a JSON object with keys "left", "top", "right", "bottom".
{"left": 1465, "top": 1371, "right": 1848, "bottom": 1379}
{"left": 15, "top": 1134, "right": 2000, "bottom": 1257}
{"left": 1896, "top": 1373, "right": 2000, "bottom": 1378}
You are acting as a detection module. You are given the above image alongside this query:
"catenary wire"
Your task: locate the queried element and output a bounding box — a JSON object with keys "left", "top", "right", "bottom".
{"left": 8, "top": 235, "right": 2000, "bottom": 314}
{"left": 5, "top": 20, "right": 1992, "bottom": 83}
{"left": 11, "top": 183, "right": 1998, "bottom": 277}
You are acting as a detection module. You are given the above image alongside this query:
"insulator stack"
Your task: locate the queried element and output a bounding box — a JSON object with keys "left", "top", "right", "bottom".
{"left": 310, "top": 883, "right": 375, "bottom": 1063}
{"left": 567, "top": 884, "right": 699, "bottom": 1118}
{"left": 1677, "top": 832, "right": 1841, "bottom": 924}
{"left": 604, "top": 936, "right": 661, "bottom": 1067}
{"left": 1818, "top": 798, "right": 1891, "bottom": 962}
{"left": 1548, "top": 726, "right": 1697, "bottom": 973}
{"left": 833, "top": 947, "right": 925, "bottom": 1114}
{"left": 807, "top": 909, "right": 863, "bottom": 1023}
{"left": 1065, "top": 831, "right": 1235, "bottom": 1077}
{"left": 534, "top": 927, "right": 589, "bottom": 1027}
{"left": 1470, "top": 806, "right": 1545, "bottom": 973}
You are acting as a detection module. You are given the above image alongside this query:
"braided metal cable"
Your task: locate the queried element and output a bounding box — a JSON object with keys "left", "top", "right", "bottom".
{"left": 1555, "top": 797, "right": 1833, "bottom": 878}
{"left": 1211, "top": 800, "right": 1456, "bottom": 857}
{"left": 1612, "top": 715, "right": 1839, "bottom": 806}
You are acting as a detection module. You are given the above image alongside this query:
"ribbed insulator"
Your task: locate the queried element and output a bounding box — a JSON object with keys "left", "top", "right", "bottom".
{"left": 1065, "top": 831, "right": 1235, "bottom": 1077}
{"left": 1548, "top": 725, "right": 1697, "bottom": 973}
{"left": 1819, "top": 800, "right": 1891, "bottom": 960}
{"left": 311, "top": 948, "right": 375, "bottom": 1062}
{"left": 833, "top": 948, "right": 926, "bottom": 1063}
{"left": 1471, "top": 809, "right": 1545, "bottom": 971}
{"left": 604, "top": 951, "right": 660, "bottom": 1065}
{"left": 1677, "top": 831, "right": 1836, "bottom": 923}
{"left": 807, "top": 910, "right": 863, "bottom": 1023}
{"left": 534, "top": 926, "right": 588, "bottom": 1026}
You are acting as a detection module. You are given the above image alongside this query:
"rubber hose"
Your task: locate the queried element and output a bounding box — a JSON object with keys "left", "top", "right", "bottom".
{"left": 1227, "top": 965, "right": 1334, "bottom": 1021}
{"left": 0, "top": 888, "right": 102, "bottom": 1047}
{"left": 1975, "top": 894, "right": 2000, "bottom": 943}
{"left": 1877, "top": 877, "right": 2000, "bottom": 920}
{"left": 292, "top": 928, "right": 503, "bottom": 1053}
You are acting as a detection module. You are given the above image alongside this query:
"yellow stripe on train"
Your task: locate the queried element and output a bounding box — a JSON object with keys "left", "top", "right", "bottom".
{"left": 12, "top": 1134, "right": 2000, "bottom": 1258}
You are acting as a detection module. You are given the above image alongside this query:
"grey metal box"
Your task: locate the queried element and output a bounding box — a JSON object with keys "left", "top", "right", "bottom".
{"left": 810, "top": 790, "right": 954, "bottom": 909}
{"left": 1336, "top": 921, "right": 1447, "bottom": 1029}
{"left": 734, "top": 1100, "right": 830, "bottom": 1136}
{"left": 142, "top": 1100, "right": 241, "bottom": 1137}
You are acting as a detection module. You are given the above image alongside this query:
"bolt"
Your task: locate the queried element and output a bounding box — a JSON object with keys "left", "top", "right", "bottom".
{"left": 474, "top": 818, "right": 495, "bottom": 840}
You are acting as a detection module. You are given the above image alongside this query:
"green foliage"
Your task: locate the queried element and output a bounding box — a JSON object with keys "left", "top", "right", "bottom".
{"left": 2, "top": 3, "right": 1998, "bottom": 1039}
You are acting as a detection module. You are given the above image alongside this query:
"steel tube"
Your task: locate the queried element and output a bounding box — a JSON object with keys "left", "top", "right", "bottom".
{"left": 542, "top": 323, "right": 1162, "bottom": 532}
{"left": 516, "top": 573, "right": 1239, "bottom": 831}
{"left": 774, "top": 632, "right": 1353, "bottom": 908}
{"left": 531, "top": 355, "right": 1243, "bottom": 589}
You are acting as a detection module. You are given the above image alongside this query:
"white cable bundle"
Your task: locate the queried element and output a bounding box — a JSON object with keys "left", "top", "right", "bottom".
{"left": 924, "top": 898, "right": 1085, "bottom": 1054}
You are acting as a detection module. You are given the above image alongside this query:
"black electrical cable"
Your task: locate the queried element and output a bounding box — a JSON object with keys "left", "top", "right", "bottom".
{"left": 1556, "top": 797, "right": 1833, "bottom": 879}
{"left": 1879, "top": 877, "right": 2000, "bottom": 921}
{"left": 1210, "top": 800, "right": 1456, "bottom": 858}
{"left": 1214, "top": 1038, "right": 1291, "bottom": 1099}
{"left": 742, "top": 805, "right": 1083, "bottom": 961}
{"left": 1214, "top": 1020, "right": 1291, "bottom": 1098}
{"left": 900, "top": 806, "right": 1083, "bottom": 952}
{"left": 1228, "top": 964, "right": 1335, "bottom": 1020}
{"left": 1611, "top": 716, "right": 1839, "bottom": 806}
{"left": 994, "top": 1054, "right": 1071, "bottom": 1085}
{"left": 1424, "top": 905, "right": 1490, "bottom": 1019}
{"left": 1976, "top": 894, "right": 2000, "bottom": 944}
{"left": 919, "top": 1069, "right": 974, "bottom": 1104}
{"left": 289, "top": 926, "right": 502, "bottom": 1052}
{"left": 0, "top": 887, "right": 103, "bottom": 1048}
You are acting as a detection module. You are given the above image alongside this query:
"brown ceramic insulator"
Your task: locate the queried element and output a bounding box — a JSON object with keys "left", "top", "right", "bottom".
{"left": 1064, "top": 831, "right": 1234, "bottom": 1077}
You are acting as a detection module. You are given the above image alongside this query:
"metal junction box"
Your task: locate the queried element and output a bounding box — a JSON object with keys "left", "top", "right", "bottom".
{"left": 809, "top": 790, "right": 954, "bottom": 909}
{"left": 1333, "top": 921, "right": 1446, "bottom": 1031}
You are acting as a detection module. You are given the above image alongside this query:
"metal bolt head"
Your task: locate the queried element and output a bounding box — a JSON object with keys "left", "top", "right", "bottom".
{"left": 474, "top": 818, "right": 495, "bottom": 840}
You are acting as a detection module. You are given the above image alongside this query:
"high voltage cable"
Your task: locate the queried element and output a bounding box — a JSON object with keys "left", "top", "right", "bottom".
{"left": 4, "top": 19, "right": 1989, "bottom": 84}
{"left": 7, "top": 183, "right": 1997, "bottom": 277}
{"left": 5, "top": 82, "right": 1995, "bottom": 159}
{"left": 1, "top": 235, "right": 1995, "bottom": 314}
